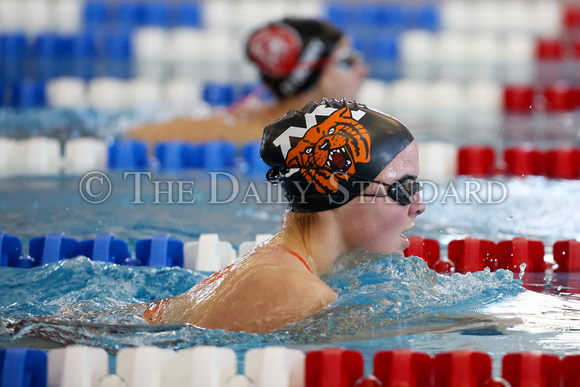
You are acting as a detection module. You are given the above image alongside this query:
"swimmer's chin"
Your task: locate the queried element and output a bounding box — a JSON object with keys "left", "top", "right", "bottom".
{"left": 400, "top": 234, "right": 410, "bottom": 252}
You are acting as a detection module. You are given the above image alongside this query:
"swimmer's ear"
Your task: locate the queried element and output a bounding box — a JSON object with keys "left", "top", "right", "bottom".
{"left": 337, "top": 107, "right": 352, "bottom": 119}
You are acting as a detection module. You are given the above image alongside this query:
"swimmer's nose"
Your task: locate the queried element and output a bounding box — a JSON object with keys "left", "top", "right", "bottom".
{"left": 410, "top": 193, "right": 425, "bottom": 216}
{"left": 363, "top": 62, "right": 370, "bottom": 76}
{"left": 357, "top": 60, "right": 370, "bottom": 78}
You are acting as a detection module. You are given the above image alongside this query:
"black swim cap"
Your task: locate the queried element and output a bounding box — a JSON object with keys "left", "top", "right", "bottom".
{"left": 260, "top": 99, "right": 414, "bottom": 212}
{"left": 246, "top": 18, "right": 342, "bottom": 100}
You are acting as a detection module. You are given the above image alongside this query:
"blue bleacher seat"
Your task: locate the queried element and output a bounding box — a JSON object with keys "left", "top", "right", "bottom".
{"left": 68, "top": 33, "right": 98, "bottom": 80}
{"left": 325, "top": 2, "right": 350, "bottom": 27}
{"left": 178, "top": 2, "right": 203, "bottom": 28}
{"left": 358, "top": 3, "right": 385, "bottom": 28}
{"left": 381, "top": 2, "right": 407, "bottom": 31}
{"left": 83, "top": 0, "right": 109, "bottom": 30}
{"left": 408, "top": 2, "right": 441, "bottom": 32}
{"left": 116, "top": 1, "right": 145, "bottom": 29}
{"left": 34, "top": 33, "right": 67, "bottom": 80}
{"left": 0, "top": 33, "right": 28, "bottom": 83}
{"left": 371, "top": 35, "right": 401, "bottom": 82}
{"left": 143, "top": 2, "right": 170, "bottom": 27}
{"left": 104, "top": 31, "right": 133, "bottom": 79}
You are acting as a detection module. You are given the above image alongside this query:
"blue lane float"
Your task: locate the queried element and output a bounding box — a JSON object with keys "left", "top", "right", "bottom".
{"left": 135, "top": 233, "right": 184, "bottom": 267}
{"left": 202, "top": 83, "right": 235, "bottom": 107}
{"left": 28, "top": 233, "right": 80, "bottom": 267}
{"left": 200, "top": 140, "right": 236, "bottom": 170}
{"left": 242, "top": 140, "right": 269, "bottom": 177}
{"left": 0, "top": 347, "right": 47, "bottom": 387}
{"left": 78, "top": 233, "right": 132, "bottom": 264}
{"left": 108, "top": 139, "right": 148, "bottom": 170}
{"left": 0, "top": 231, "right": 22, "bottom": 267}
{"left": 10, "top": 80, "right": 47, "bottom": 109}
{"left": 155, "top": 141, "right": 201, "bottom": 171}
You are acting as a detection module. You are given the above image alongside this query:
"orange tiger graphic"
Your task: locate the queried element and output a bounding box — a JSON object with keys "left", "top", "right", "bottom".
{"left": 286, "top": 107, "right": 371, "bottom": 193}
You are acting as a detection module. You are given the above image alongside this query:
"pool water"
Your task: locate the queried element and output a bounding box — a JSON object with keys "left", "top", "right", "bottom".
{"left": 1, "top": 174, "right": 580, "bottom": 374}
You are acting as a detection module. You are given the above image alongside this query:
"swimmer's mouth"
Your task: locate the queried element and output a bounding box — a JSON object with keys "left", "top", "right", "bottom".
{"left": 325, "top": 147, "right": 352, "bottom": 172}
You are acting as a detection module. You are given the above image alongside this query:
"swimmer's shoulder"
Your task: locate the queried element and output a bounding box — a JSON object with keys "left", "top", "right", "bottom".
{"left": 236, "top": 247, "right": 338, "bottom": 311}
{"left": 192, "top": 246, "right": 337, "bottom": 332}
{"left": 201, "top": 267, "right": 336, "bottom": 332}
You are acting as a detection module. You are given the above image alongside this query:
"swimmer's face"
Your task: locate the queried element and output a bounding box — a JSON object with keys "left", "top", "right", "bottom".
{"left": 335, "top": 141, "right": 425, "bottom": 256}
{"left": 317, "top": 38, "right": 369, "bottom": 101}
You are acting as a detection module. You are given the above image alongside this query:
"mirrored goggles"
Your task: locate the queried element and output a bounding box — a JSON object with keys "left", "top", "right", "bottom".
{"left": 359, "top": 178, "right": 423, "bottom": 206}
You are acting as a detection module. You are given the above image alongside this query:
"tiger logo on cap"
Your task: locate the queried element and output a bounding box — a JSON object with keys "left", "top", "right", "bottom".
{"left": 286, "top": 107, "right": 371, "bottom": 193}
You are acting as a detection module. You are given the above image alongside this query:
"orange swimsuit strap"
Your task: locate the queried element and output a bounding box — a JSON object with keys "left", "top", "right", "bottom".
{"left": 284, "top": 249, "right": 312, "bottom": 273}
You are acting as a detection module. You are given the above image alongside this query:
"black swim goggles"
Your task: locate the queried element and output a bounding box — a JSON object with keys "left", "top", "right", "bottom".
{"left": 334, "top": 47, "right": 363, "bottom": 70}
{"left": 267, "top": 166, "right": 422, "bottom": 206}
{"left": 358, "top": 177, "right": 423, "bottom": 206}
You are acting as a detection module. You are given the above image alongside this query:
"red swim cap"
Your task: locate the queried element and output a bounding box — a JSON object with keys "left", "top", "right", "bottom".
{"left": 246, "top": 18, "right": 342, "bottom": 100}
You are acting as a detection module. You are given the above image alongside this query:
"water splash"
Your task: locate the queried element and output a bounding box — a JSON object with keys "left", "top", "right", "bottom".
{"left": 0, "top": 254, "right": 525, "bottom": 353}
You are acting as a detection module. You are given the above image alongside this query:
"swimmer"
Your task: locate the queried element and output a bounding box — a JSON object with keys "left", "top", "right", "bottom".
{"left": 133, "top": 99, "right": 425, "bottom": 333}
{"left": 127, "top": 18, "right": 369, "bottom": 144}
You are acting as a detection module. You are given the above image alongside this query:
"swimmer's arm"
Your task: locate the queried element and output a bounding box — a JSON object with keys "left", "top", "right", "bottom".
{"left": 194, "top": 269, "right": 337, "bottom": 333}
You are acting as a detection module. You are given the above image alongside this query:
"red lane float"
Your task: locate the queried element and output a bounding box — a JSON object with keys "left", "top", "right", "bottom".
{"left": 457, "top": 146, "right": 496, "bottom": 177}
{"left": 494, "top": 237, "right": 545, "bottom": 273}
{"left": 404, "top": 236, "right": 440, "bottom": 268}
{"left": 562, "top": 354, "right": 580, "bottom": 387}
{"left": 305, "top": 348, "right": 364, "bottom": 387}
{"left": 433, "top": 350, "right": 493, "bottom": 387}
{"left": 373, "top": 349, "right": 432, "bottom": 387}
{"left": 503, "top": 145, "right": 543, "bottom": 177}
{"left": 553, "top": 239, "right": 580, "bottom": 272}
{"left": 353, "top": 376, "right": 382, "bottom": 387}
{"left": 545, "top": 147, "right": 580, "bottom": 180}
{"left": 502, "top": 352, "right": 561, "bottom": 387}
{"left": 448, "top": 238, "right": 495, "bottom": 273}
{"left": 405, "top": 236, "right": 454, "bottom": 273}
